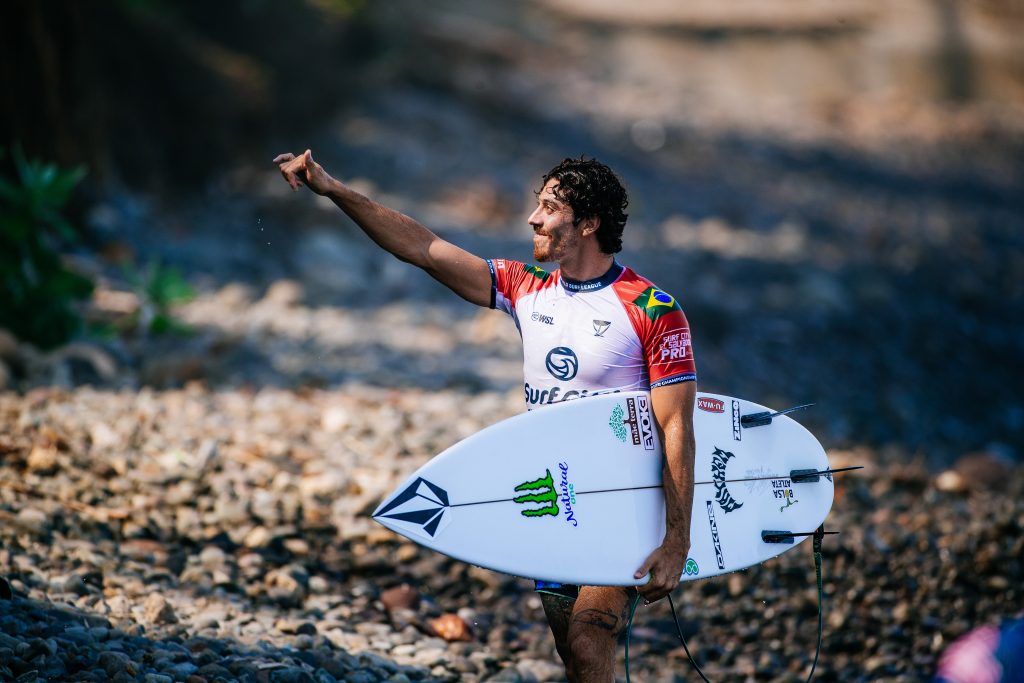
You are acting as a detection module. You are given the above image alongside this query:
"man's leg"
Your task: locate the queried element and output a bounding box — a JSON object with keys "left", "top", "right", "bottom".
{"left": 540, "top": 591, "right": 577, "bottom": 682}
{"left": 567, "top": 586, "right": 636, "bottom": 682}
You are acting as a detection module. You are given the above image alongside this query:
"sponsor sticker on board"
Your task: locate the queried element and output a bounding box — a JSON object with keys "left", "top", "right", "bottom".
{"left": 609, "top": 398, "right": 656, "bottom": 451}
{"left": 731, "top": 400, "right": 742, "bottom": 441}
{"left": 711, "top": 447, "right": 744, "bottom": 513}
{"left": 698, "top": 397, "right": 725, "bottom": 413}
{"left": 706, "top": 500, "right": 725, "bottom": 569}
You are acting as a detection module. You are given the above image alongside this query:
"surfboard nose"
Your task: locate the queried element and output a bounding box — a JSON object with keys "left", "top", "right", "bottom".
{"left": 373, "top": 477, "right": 451, "bottom": 539}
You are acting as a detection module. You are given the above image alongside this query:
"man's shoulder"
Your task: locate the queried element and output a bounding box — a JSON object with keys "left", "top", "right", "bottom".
{"left": 491, "top": 259, "right": 553, "bottom": 281}
{"left": 612, "top": 267, "right": 683, "bottom": 320}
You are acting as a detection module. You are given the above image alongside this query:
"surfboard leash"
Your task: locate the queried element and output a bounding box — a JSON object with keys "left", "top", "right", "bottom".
{"left": 626, "top": 524, "right": 830, "bottom": 683}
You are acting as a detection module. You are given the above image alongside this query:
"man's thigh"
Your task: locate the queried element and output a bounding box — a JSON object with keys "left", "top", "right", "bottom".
{"left": 569, "top": 585, "right": 637, "bottom": 638}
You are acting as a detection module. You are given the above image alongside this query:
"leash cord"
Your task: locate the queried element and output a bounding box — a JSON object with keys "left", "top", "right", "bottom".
{"left": 668, "top": 594, "right": 712, "bottom": 683}
{"left": 625, "top": 526, "right": 827, "bottom": 682}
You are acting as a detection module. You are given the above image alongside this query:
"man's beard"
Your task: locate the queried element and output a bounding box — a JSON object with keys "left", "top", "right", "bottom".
{"left": 533, "top": 230, "right": 571, "bottom": 262}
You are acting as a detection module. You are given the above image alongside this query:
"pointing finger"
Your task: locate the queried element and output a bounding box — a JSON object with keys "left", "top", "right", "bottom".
{"left": 273, "top": 153, "right": 295, "bottom": 164}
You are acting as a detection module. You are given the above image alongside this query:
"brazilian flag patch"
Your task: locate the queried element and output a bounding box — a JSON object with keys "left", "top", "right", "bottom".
{"left": 524, "top": 264, "right": 551, "bottom": 281}
{"left": 632, "top": 287, "right": 681, "bottom": 321}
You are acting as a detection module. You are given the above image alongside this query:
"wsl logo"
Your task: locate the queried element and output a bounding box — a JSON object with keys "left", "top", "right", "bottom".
{"left": 373, "top": 478, "right": 450, "bottom": 538}
{"left": 545, "top": 347, "right": 578, "bottom": 381}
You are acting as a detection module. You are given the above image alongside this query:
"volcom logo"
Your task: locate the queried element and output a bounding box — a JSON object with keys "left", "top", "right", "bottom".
{"left": 706, "top": 500, "right": 725, "bottom": 569}
{"left": 374, "top": 478, "right": 450, "bottom": 537}
{"left": 711, "top": 447, "right": 744, "bottom": 513}
{"left": 593, "top": 320, "right": 611, "bottom": 337}
{"left": 513, "top": 469, "right": 559, "bottom": 518}
{"left": 545, "top": 347, "right": 578, "bottom": 381}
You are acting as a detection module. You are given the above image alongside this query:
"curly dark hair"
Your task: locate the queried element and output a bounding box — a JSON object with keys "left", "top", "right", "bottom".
{"left": 540, "top": 157, "right": 629, "bottom": 254}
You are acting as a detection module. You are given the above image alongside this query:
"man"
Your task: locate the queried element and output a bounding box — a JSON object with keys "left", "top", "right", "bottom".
{"left": 275, "top": 150, "right": 697, "bottom": 682}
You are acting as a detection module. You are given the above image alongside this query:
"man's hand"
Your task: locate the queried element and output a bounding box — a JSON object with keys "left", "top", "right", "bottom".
{"left": 635, "top": 537, "right": 690, "bottom": 603}
{"left": 274, "top": 149, "right": 335, "bottom": 195}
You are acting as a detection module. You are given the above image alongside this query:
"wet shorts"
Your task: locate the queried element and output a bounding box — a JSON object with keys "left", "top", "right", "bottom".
{"left": 534, "top": 581, "right": 579, "bottom": 601}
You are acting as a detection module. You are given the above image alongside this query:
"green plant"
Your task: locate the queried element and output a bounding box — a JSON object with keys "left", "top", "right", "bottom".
{"left": 0, "top": 146, "right": 92, "bottom": 349}
{"left": 123, "top": 260, "right": 195, "bottom": 336}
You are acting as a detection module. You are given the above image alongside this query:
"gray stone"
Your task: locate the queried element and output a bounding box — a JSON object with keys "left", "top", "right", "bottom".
{"left": 57, "top": 627, "right": 94, "bottom": 646}
{"left": 163, "top": 662, "right": 199, "bottom": 680}
{"left": 270, "top": 668, "right": 317, "bottom": 683}
{"left": 485, "top": 668, "right": 524, "bottom": 682}
{"left": 143, "top": 593, "right": 177, "bottom": 624}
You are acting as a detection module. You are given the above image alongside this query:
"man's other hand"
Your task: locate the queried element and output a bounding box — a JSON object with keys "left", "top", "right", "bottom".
{"left": 274, "top": 149, "right": 334, "bottom": 196}
{"left": 634, "top": 538, "right": 689, "bottom": 604}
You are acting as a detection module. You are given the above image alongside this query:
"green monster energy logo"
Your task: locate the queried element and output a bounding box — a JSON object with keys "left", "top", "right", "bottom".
{"left": 513, "top": 469, "right": 559, "bottom": 517}
{"left": 684, "top": 558, "right": 699, "bottom": 576}
{"left": 609, "top": 405, "right": 628, "bottom": 442}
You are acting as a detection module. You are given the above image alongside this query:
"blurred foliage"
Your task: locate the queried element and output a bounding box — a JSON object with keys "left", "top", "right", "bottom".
{"left": 1, "top": 0, "right": 375, "bottom": 191}
{"left": 0, "top": 147, "right": 92, "bottom": 350}
{"left": 123, "top": 260, "right": 196, "bottom": 337}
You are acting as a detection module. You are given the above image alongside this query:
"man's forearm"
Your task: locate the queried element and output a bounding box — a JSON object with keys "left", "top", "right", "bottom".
{"left": 661, "top": 423, "right": 695, "bottom": 548}
{"left": 326, "top": 179, "right": 438, "bottom": 268}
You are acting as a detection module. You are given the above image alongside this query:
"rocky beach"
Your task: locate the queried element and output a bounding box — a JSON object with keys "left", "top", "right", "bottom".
{"left": 2, "top": 0, "right": 1023, "bottom": 681}
{"left": 1, "top": 378, "right": 1022, "bottom": 682}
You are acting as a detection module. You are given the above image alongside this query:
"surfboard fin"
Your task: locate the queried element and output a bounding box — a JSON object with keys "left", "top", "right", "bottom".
{"left": 740, "top": 402, "right": 814, "bottom": 428}
{"left": 761, "top": 529, "right": 839, "bottom": 544}
{"left": 791, "top": 465, "right": 864, "bottom": 483}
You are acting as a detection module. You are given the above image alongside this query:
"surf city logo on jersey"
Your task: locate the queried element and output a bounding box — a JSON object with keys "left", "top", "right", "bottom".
{"left": 632, "top": 287, "right": 681, "bottom": 321}
{"left": 593, "top": 319, "right": 611, "bottom": 337}
{"left": 607, "top": 397, "right": 655, "bottom": 450}
{"left": 706, "top": 500, "right": 726, "bottom": 569}
{"left": 654, "top": 328, "right": 692, "bottom": 366}
{"left": 711, "top": 447, "right": 744, "bottom": 514}
{"left": 545, "top": 347, "right": 579, "bottom": 381}
{"left": 512, "top": 464, "right": 579, "bottom": 527}
{"left": 684, "top": 558, "right": 699, "bottom": 577}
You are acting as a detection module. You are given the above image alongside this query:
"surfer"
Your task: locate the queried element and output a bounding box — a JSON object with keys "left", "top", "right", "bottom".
{"left": 275, "top": 150, "right": 697, "bottom": 682}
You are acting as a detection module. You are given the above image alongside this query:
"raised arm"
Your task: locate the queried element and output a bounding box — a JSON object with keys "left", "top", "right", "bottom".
{"left": 274, "top": 150, "right": 493, "bottom": 307}
{"left": 635, "top": 380, "right": 696, "bottom": 602}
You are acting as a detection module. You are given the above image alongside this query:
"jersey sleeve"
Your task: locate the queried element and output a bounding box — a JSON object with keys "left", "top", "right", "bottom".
{"left": 626, "top": 285, "right": 697, "bottom": 388}
{"left": 487, "top": 259, "right": 553, "bottom": 316}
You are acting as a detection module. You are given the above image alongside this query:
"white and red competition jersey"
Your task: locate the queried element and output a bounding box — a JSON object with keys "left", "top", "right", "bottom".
{"left": 487, "top": 259, "right": 697, "bottom": 409}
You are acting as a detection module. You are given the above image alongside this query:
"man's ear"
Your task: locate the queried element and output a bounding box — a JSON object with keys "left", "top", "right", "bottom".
{"left": 579, "top": 216, "right": 601, "bottom": 237}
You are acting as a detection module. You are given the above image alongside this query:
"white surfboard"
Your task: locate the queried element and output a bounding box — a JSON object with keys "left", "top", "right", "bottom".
{"left": 373, "top": 392, "right": 833, "bottom": 586}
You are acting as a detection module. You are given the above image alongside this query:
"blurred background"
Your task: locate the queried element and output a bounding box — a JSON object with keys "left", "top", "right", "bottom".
{"left": 1, "top": 1, "right": 1023, "bottom": 682}
{"left": 3, "top": 0, "right": 1022, "bottom": 463}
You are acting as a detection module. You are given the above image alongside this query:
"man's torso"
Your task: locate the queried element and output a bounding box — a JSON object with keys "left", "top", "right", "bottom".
{"left": 487, "top": 259, "right": 696, "bottom": 409}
